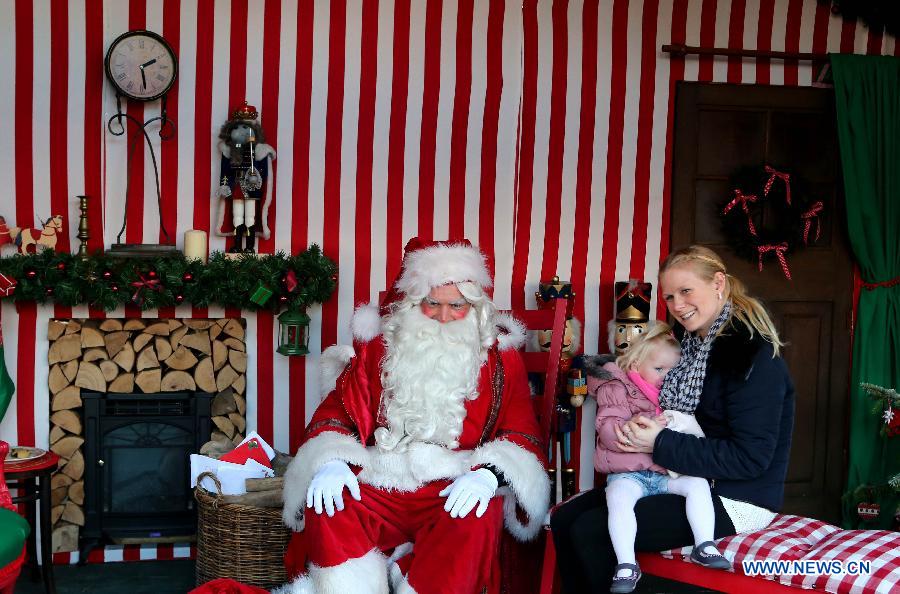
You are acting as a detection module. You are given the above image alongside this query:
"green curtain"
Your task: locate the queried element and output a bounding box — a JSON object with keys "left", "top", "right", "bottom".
{"left": 0, "top": 339, "right": 12, "bottom": 423}
{"left": 831, "top": 54, "right": 900, "bottom": 529}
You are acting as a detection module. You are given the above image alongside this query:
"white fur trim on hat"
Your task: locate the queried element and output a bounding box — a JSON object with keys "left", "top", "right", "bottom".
{"left": 495, "top": 313, "right": 527, "bottom": 351}
{"left": 395, "top": 243, "right": 492, "bottom": 297}
{"left": 350, "top": 302, "right": 382, "bottom": 342}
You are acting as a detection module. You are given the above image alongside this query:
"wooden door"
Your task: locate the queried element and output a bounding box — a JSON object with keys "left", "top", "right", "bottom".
{"left": 670, "top": 82, "right": 853, "bottom": 522}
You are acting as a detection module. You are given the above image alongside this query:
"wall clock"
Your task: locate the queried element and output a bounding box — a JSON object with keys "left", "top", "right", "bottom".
{"left": 104, "top": 30, "right": 180, "bottom": 257}
{"left": 104, "top": 30, "right": 178, "bottom": 102}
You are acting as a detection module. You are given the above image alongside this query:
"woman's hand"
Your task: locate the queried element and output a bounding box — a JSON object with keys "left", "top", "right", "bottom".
{"left": 614, "top": 416, "right": 664, "bottom": 453}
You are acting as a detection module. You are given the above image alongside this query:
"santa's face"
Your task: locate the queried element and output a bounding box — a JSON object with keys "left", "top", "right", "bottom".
{"left": 229, "top": 123, "right": 255, "bottom": 145}
{"left": 420, "top": 284, "right": 472, "bottom": 323}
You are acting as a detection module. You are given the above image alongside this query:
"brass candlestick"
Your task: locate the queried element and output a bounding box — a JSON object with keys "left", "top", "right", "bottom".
{"left": 77, "top": 195, "right": 90, "bottom": 258}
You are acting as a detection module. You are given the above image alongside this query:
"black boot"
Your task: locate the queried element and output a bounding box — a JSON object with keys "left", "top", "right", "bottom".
{"left": 244, "top": 227, "right": 256, "bottom": 253}
{"left": 229, "top": 225, "right": 245, "bottom": 253}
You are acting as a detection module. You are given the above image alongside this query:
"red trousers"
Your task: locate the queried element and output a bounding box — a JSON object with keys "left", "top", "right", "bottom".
{"left": 299, "top": 482, "right": 504, "bottom": 594}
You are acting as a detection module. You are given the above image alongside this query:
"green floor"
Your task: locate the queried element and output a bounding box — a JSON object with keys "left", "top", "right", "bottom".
{"left": 15, "top": 561, "right": 722, "bottom": 593}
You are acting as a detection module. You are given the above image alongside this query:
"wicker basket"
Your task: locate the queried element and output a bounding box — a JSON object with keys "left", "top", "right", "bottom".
{"left": 195, "top": 471, "right": 292, "bottom": 589}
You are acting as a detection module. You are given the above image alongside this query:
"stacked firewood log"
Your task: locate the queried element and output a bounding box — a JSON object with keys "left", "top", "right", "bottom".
{"left": 46, "top": 318, "right": 248, "bottom": 552}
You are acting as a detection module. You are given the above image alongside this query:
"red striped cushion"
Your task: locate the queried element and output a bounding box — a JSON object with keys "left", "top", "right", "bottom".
{"left": 659, "top": 515, "right": 900, "bottom": 593}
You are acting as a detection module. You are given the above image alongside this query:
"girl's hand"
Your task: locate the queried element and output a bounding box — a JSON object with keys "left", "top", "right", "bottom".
{"left": 616, "top": 416, "right": 663, "bottom": 453}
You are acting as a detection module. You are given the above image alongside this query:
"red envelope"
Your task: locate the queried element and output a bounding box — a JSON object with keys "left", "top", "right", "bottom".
{"left": 220, "top": 438, "right": 272, "bottom": 468}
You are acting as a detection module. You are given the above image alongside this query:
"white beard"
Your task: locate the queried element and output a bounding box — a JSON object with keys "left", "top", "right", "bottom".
{"left": 375, "top": 305, "right": 485, "bottom": 452}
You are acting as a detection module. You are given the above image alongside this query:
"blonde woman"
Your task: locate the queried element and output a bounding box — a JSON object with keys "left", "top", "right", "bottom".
{"left": 551, "top": 245, "right": 795, "bottom": 593}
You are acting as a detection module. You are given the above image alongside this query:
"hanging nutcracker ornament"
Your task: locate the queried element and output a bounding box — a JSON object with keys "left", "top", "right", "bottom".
{"left": 214, "top": 101, "right": 276, "bottom": 254}
{"left": 610, "top": 280, "right": 652, "bottom": 355}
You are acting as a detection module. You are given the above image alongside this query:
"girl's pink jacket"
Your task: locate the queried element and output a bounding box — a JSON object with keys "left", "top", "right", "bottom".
{"left": 590, "top": 361, "right": 667, "bottom": 475}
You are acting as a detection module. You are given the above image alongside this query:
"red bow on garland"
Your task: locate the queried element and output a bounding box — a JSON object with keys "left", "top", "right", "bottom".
{"left": 723, "top": 189, "right": 759, "bottom": 236}
{"left": 800, "top": 201, "right": 824, "bottom": 244}
{"left": 757, "top": 243, "right": 792, "bottom": 280}
{"left": 130, "top": 272, "right": 163, "bottom": 306}
{"left": 764, "top": 165, "right": 792, "bottom": 205}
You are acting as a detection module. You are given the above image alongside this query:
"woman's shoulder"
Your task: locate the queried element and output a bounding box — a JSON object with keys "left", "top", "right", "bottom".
{"left": 708, "top": 320, "right": 782, "bottom": 379}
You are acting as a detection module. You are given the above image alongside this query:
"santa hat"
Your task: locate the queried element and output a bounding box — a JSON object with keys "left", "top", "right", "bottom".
{"left": 379, "top": 237, "right": 492, "bottom": 315}
{"left": 351, "top": 238, "right": 493, "bottom": 341}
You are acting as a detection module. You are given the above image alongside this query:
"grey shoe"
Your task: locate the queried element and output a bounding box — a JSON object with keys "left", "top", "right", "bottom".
{"left": 690, "top": 541, "right": 732, "bottom": 570}
{"left": 609, "top": 563, "right": 641, "bottom": 593}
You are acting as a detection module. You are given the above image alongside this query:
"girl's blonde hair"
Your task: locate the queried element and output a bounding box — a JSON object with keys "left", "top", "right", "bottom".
{"left": 615, "top": 322, "right": 681, "bottom": 371}
{"left": 659, "top": 245, "right": 783, "bottom": 355}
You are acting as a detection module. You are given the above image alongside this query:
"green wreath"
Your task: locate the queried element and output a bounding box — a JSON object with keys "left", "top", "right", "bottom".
{"left": 718, "top": 164, "right": 825, "bottom": 280}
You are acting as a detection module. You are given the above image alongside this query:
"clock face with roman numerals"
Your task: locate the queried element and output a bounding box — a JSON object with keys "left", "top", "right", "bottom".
{"left": 104, "top": 30, "right": 178, "bottom": 102}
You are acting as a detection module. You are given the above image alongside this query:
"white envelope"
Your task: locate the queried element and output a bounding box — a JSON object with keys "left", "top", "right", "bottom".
{"left": 190, "top": 454, "right": 275, "bottom": 495}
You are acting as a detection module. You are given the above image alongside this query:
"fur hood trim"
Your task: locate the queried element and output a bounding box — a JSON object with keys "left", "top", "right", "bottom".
{"left": 580, "top": 354, "right": 616, "bottom": 379}
{"left": 495, "top": 313, "right": 527, "bottom": 351}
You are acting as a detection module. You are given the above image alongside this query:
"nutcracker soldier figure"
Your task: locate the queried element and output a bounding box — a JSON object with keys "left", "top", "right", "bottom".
{"left": 609, "top": 280, "right": 652, "bottom": 355}
{"left": 214, "top": 102, "right": 276, "bottom": 253}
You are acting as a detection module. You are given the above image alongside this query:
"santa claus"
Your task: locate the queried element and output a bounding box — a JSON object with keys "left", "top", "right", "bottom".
{"left": 280, "top": 238, "right": 550, "bottom": 594}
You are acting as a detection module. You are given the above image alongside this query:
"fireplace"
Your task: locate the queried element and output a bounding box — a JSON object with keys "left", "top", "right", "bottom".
{"left": 80, "top": 390, "right": 213, "bottom": 547}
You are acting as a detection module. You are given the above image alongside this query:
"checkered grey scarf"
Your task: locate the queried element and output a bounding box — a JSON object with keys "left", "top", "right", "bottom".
{"left": 658, "top": 301, "right": 732, "bottom": 413}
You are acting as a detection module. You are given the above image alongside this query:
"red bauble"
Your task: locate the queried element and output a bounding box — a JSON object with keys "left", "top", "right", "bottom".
{"left": 110, "top": 283, "right": 119, "bottom": 292}
{"left": 147, "top": 270, "right": 158, "bottom": 279}
{"left": 175, "top": 294, "right": 185, "bottom": 304}
{"left": 279, "top": 295, "right": 289, "bottom": 304}
{"left": 45, "top": 287, "right": 54, "bottom": 296}
{"left": 182, "top": 272, "right": 194, "bottom": 283}
{"left": 330, "top": 274, "right": 338, "bottom": 282}
{"left": 56, "top": 262, "right": 67, "bottom": 271}
{"left": 102, "top": 270, "right": 113, "bottom": 280}
{"left": 26, "top": 269, "right": 37, "bottom": 279}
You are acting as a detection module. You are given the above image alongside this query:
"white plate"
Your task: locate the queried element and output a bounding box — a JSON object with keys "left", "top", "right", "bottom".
{"left": 5, "top": 446, "right": 46, "bottom": 463}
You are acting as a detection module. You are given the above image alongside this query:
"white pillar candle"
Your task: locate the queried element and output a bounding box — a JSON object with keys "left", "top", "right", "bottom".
{"left": 184, "top": 230, "right": 208, "bottom": 263}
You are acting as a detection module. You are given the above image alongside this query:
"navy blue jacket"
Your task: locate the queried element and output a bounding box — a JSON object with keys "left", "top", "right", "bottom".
{"left": 652, "top": 320, "right": 795, "bottom": 511}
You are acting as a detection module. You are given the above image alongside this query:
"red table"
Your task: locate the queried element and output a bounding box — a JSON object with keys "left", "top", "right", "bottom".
{"left": 4, "top": 450, "right": 59, "bottom": 594}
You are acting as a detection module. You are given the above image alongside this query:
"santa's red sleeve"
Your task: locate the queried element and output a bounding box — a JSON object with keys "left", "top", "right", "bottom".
{"left": 469, "top": 348, "right": 551, "bottom": 541}
{"left": 281, "top": 341, "right": 382, "bottom": 531}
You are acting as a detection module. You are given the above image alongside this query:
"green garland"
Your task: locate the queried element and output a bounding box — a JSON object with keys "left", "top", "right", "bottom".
{"left": 0, "top": 247, "right": 337, "bottom": 311}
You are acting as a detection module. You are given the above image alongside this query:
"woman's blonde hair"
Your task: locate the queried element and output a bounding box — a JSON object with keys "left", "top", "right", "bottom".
{"left": 659, "top": 245, "right": 783, "bottom": 355}
{"left": 616, "top": 322, "right": 681, "bottom": 371}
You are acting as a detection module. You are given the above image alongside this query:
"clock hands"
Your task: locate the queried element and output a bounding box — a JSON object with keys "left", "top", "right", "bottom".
{"left": 138, "top": 59, "right": 157, "bottom": 91}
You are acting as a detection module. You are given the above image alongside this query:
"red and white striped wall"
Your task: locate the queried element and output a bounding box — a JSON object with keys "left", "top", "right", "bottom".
{"left": 52, "top": 543, "right": 195, "bottom": 565}
{"left": 0, "top": 1, "right": 896, "bottom": 493}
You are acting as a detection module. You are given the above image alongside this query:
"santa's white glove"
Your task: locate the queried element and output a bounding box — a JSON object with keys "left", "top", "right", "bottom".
{"left": 439, "top": 468, "right": 498, "bottom": 519}
{"left": 306, "top": 460, "right": 362, "bottom": 517}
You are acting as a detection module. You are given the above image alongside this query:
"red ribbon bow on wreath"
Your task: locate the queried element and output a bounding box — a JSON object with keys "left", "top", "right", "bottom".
{"left": 800, "top": 201, "right": 824, "bottom": 244}
{"left": 723, "top": 189, "right": 759, "bottom": 236}
{"left": 130, "top": 272, "right": 163, "bottom": 306}
{"left": 764, "top": 165, "right": 791, "bottom": 205}
{"left": 757, "top": 243, "right": 792, "bottom": 280}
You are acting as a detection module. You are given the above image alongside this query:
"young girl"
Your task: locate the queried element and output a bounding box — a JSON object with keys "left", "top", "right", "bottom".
{"left": 590, "top": 323, "right": 730, "bottom": 593}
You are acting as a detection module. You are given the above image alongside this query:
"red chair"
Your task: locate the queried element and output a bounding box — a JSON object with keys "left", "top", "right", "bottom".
{"left": 0, "top": 441, "right": 30, "bottom": 594}
{"left": 498, "top": 299, "right": 569, "bottom": 594}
